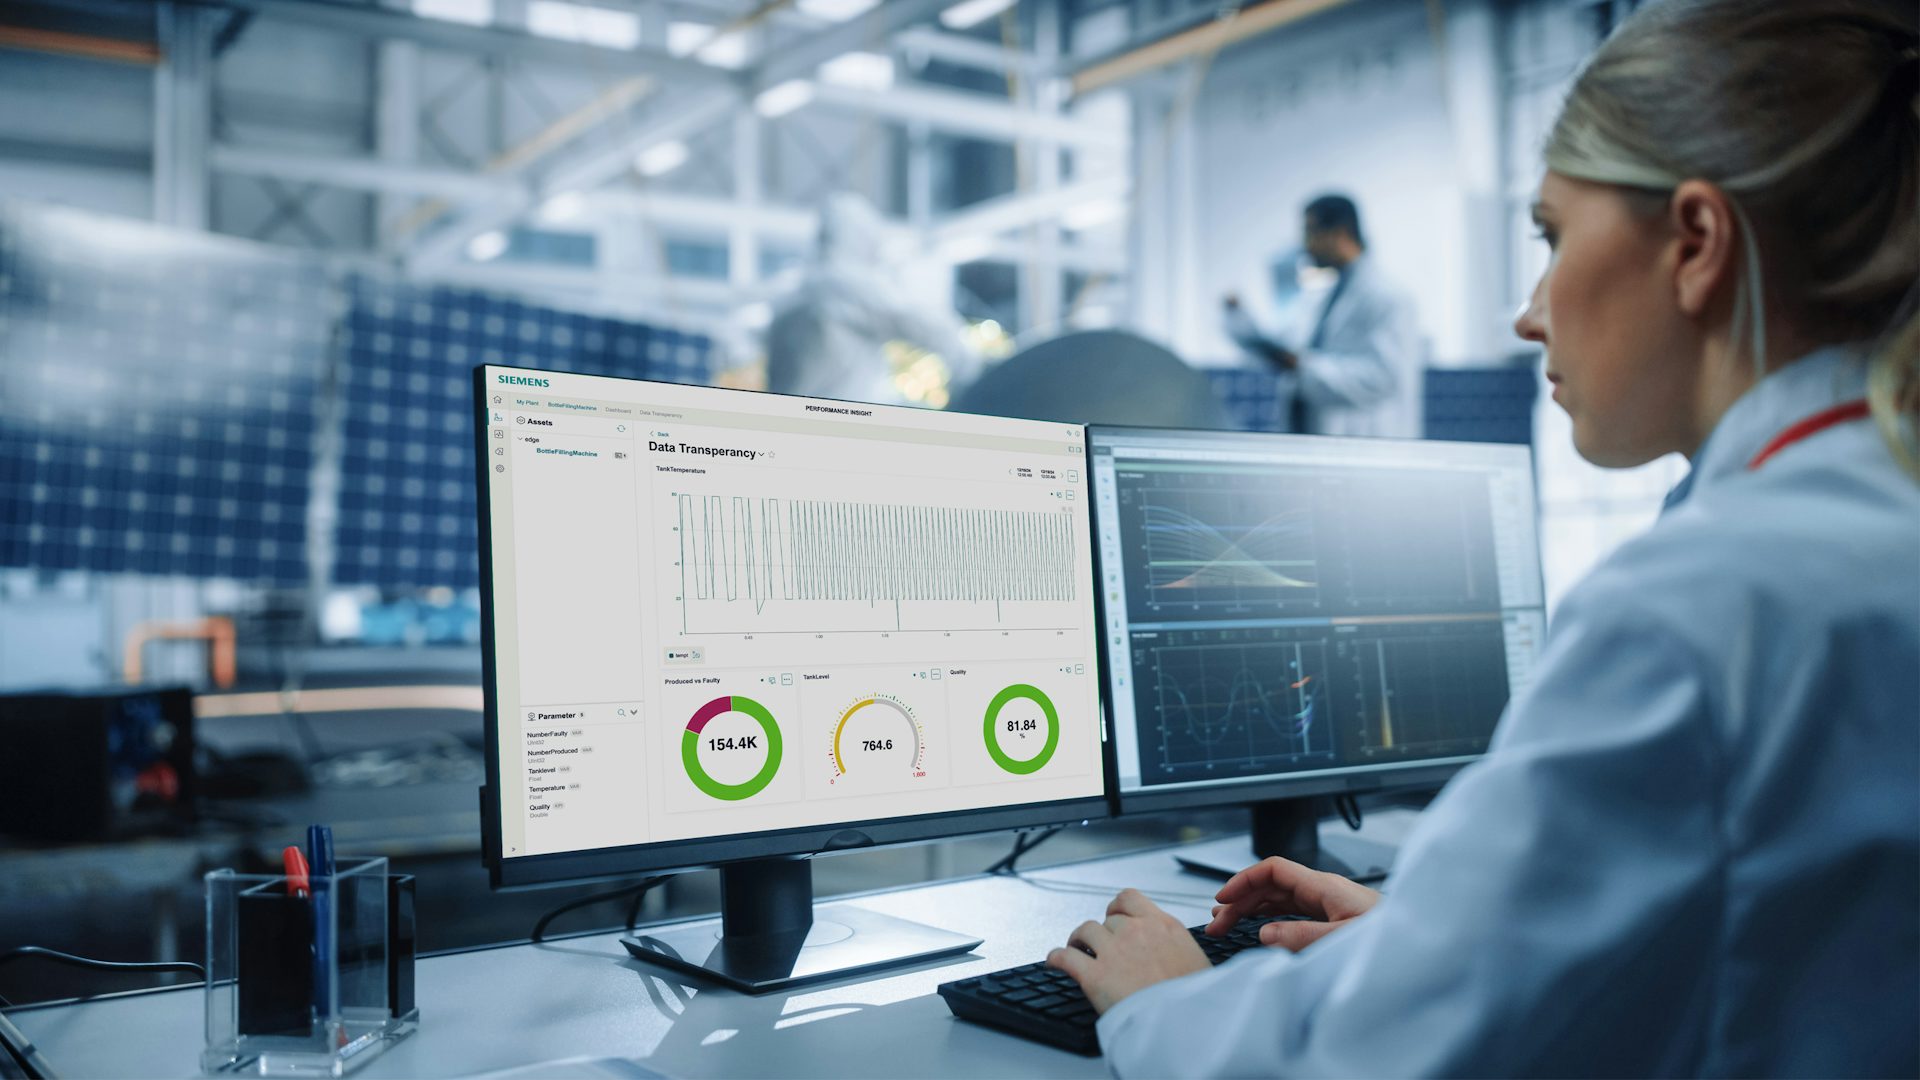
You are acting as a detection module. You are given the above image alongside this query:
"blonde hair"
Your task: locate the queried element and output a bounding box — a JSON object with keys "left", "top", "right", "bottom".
{"left": 1544, "top": 0, "right": 1920, "bottom": 477}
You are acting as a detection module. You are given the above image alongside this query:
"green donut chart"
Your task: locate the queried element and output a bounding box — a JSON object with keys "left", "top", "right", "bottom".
{"left": 683, "top": 695, "right": 783, "bottom": 801}
{"left": 983, "top": 683, "right": 1060, "bottom": 775}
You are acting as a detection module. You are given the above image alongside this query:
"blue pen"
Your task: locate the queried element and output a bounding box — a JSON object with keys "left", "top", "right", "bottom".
{"left": 307, "top": 824, "right": 335, "bottom": 1032}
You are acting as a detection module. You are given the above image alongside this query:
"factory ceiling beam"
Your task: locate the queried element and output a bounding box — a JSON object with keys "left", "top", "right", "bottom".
{"left": 407, "top": 0, "right": 957, "bottom": 273}
{"left": 1070, "top": 0, "right": 1350, "bottom": 97}
{"left": 746, "top": 0, "right": 954, "bottom": 94}
{"left": 0, "top": 134, "right": 150, "bottom": 171}
{"left": 203, "top": 145, "right": 1123, "bottom": 273}
{"left": 177, "top": 0, "right": 734, "bottom": 88}
{"left": 930, "top": 176, "right": 1130, "bottom": 244}
{"left": 211, "top": 143, "right": 530, "bottom": 202}
{"left": 205, "top": 141, "right": 812, "bottom": 239}
{"left": 893, "top": 26, "right": 1045, "bottom": 77}
{"left": 427, "top": 261, "right": 747, "bottom": 309}
{"left": 591, "top": 190, "right": 818, "bottom": 243}
{"left": 807, "top": 82, "right": 1124, "bottom": 151}
{"left": 399, "top": 91, "right": 735, "bottom": 271}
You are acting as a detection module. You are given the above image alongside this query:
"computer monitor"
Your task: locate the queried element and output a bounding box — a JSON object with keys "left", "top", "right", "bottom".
{"left": 474, "top": 365, "right": 1106, "bottom": 990}
{"left": 1087, "top": 426, "right": 1546, "bottom": 876}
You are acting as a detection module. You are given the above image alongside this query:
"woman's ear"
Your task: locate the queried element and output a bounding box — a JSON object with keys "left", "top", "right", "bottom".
{"left": 1668, "top": 179, "right": 1741, "bottom": 319}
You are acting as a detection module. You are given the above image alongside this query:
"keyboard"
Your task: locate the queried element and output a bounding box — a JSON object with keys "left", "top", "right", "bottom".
{"left": 937, "top": 916, "right": 1291, "bottom": 1056}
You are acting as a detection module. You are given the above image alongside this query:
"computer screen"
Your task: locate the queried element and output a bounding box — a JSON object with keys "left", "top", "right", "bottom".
{"left": 476, "top": 367, "right": 1106, "bottom": 887}
{"left": 1089, "top": 427, "right": 1546, "bottom": 813}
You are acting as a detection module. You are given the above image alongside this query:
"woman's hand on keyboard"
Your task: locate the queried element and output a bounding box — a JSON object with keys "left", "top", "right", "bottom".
{"left": 1206, "top": 856, "right": 1381, "bottom": 952}
{"left": 1046, "top": 888, "right": 1209, "bottom": 1014}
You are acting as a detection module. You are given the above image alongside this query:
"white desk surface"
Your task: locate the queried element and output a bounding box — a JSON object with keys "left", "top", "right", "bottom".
{"left": 11, "top": 818, "right": 1406, "bottom": 1078}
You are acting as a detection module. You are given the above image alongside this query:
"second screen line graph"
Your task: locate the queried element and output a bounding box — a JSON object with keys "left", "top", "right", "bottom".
{"left": 673, "top": 494, "right": 1077, "bottom": 633}
{"left": 1118, "top": 474, "right": 1323, "bottom": 615}
{"left": 1144, "top": 640, "right": 1336, "bottom": 775}
{"left": 1142, "top": 504, "right": 1318, "bottom": 593}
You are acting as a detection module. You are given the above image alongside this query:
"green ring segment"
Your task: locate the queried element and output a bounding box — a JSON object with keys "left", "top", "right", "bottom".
{"left": 682, "top": 695, "right": 783, "bottom": 801}
{"left": 983, "top": 684, "right": 1059, "bottom": 775}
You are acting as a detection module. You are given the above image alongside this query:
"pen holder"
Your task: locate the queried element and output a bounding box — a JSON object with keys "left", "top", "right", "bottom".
{"left": 203, "top": 858, "right": 417, "bottom": 1077}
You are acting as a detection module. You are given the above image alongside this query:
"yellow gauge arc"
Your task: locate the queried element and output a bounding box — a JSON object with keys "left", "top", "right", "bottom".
{"left": 832, "top": 696, "right": 922, "bottom": 775}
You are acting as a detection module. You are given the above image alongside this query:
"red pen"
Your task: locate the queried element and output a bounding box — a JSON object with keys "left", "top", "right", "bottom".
{"left": 283, "top": 845, "right": 310, "bottom": 898}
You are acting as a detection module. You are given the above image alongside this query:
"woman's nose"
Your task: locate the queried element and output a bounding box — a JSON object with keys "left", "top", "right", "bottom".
{"left": 1513, "top": 283, "right": 1548, "bottom": 344}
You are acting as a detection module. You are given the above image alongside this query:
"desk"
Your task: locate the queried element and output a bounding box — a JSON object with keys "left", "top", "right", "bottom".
{"left": 10, "top": 818, "right": 1406, "bottom": 1078}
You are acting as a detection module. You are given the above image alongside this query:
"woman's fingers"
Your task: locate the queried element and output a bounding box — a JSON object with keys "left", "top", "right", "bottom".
{"left": 1204, "top": 897, "right": 1278, "bottom": 936}
{"left": 1207, "top": 858, "right": 1385, "bottom": 938}
{"left": 1215, "top": 857, "right": 1384, "bottom": 922}
{"left": 1067, "top": 919, "right": 1116, "bottom": 958}
{"left": 1215, "top": 857, "right": 1315, "bottom": 906}
{"left": 1261, "top": 917, "right": 1351, "bottom": 952}
{"left": 1047, "top": 944, "right": 1094, "bottom": 979}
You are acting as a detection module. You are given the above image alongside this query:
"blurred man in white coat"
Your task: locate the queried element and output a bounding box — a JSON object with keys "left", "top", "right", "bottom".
{"left": 1223, "top": 194, "right": 1423, "bottom": 436}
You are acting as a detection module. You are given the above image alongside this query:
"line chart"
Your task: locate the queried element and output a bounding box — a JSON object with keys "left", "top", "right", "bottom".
{"left": 672, "top": 494, "right": 1078, "bottom": 633}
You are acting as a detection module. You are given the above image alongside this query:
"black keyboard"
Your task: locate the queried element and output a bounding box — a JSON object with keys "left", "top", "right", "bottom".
{"left": 937, "top": 916, "right": 1290, "bottom": 1056}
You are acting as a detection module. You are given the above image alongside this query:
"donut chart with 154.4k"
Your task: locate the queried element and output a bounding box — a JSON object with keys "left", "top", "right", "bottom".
{"left": 682, "top": 695, "right": 783, "bottom": 800}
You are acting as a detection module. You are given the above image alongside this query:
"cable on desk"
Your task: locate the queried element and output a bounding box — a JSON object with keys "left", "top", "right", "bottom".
{"left": 1, "top": 1006, "right": 58, "bottom": 1080}
{"left": 986, "top": 825, "right": 1064, "bottom": 876}
{"left": 1336, "top": 793, "right": 1363, "bottom": 832}
{"left": 0, "top": 947, "right": 204, "bottom": 981}
{"left": 1007, "top": 872, "right": 1220, "bottom": 908}
{"left": 530, "top": 876, "right": 669, "bottom": 943}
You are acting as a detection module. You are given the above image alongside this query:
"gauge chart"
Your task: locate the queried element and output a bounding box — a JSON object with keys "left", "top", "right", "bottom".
{"left": 827, "top": 693, "right": 927, "bottom": 789}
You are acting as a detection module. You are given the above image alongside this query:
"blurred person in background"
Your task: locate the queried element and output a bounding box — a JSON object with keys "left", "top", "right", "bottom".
{"left": 1222, "top": 193, "right": 1423, "bottom": 436}
{"left": 766, "top": 193, "right": 980, "bottom": 408}
{"left": 1054, "top": 1, "right": 1920, "bottom": 1075}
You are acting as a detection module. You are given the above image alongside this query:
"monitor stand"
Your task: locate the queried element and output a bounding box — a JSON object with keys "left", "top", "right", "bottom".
{"left": 1173, "top": 797, "right": 1365, "bottom": 883}
{"left": 620, "top": 858, "right": 982, "bottom": 994}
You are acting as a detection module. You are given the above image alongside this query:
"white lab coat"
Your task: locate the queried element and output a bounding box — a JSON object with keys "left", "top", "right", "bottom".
{"left": 1226, "top": 255, "right": 1424, "bottom": 437}
{"left": 1095, "top": 345, "right": 1920, "bottom": 1077}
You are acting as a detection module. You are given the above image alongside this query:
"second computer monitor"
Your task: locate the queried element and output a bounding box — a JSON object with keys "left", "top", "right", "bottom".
{"left": 1088, "top": 426, "right": 1546, "bottom": 862}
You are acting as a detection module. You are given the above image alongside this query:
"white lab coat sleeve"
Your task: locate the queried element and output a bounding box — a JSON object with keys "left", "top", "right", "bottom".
{"left": 1294, "top": 289, "right": 1418, "bottom": 412}
{"left": 1094, "top": 576, "right": 1725, "bottom": 1077}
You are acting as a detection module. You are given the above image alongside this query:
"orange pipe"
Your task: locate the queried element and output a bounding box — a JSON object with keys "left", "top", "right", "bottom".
{"left": 124, "top": 617, "right": 237, "bottom": 689}
{"left": 0, "top": 25, "right": 161, "bottom": 65}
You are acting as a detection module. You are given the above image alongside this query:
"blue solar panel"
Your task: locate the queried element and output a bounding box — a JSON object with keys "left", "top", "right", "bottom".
{"left": 1205, "top": 366, "right": 1536, "bottom": 443}
{"left": 1424, "top": 367, "right": 1536, "bottom": 445}
{"left": 332, "top": 274, "right": 715, "bottom": 589}
{"left": 0, "top": 205, "right": 328, "bottom": 584}
{"left": 1205, "top": 368, "right": 1289, "bottom": 432}
{"left": 0, "top": 207, "right": 717, "bottom": 591}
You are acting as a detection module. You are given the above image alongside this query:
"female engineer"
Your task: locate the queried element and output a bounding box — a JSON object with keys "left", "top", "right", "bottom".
{"left": 1047, "top": 1, "right": 1920, "bottom": 1075}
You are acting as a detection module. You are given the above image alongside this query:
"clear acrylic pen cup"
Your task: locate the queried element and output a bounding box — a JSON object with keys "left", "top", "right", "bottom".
{"left": 203, "top": 857, "right": 407, "bottom": 1077}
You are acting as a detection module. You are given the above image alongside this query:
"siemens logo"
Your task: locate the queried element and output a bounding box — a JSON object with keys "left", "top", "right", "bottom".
{"left": 498, "top": 375, "right": 550, "bottom": 387}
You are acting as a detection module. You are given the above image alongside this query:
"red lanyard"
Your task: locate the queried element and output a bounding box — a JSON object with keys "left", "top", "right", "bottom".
{"left": 1745, "top": 399, "right": 1871, "bottom": 471}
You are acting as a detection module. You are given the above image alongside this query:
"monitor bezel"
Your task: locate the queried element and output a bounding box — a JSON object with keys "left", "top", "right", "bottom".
{"left": 474, "top": 364, "right": 1112, "bottom": 891}
{"left": 1084, "top": 423, "right": 1539, "bottom": 818}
